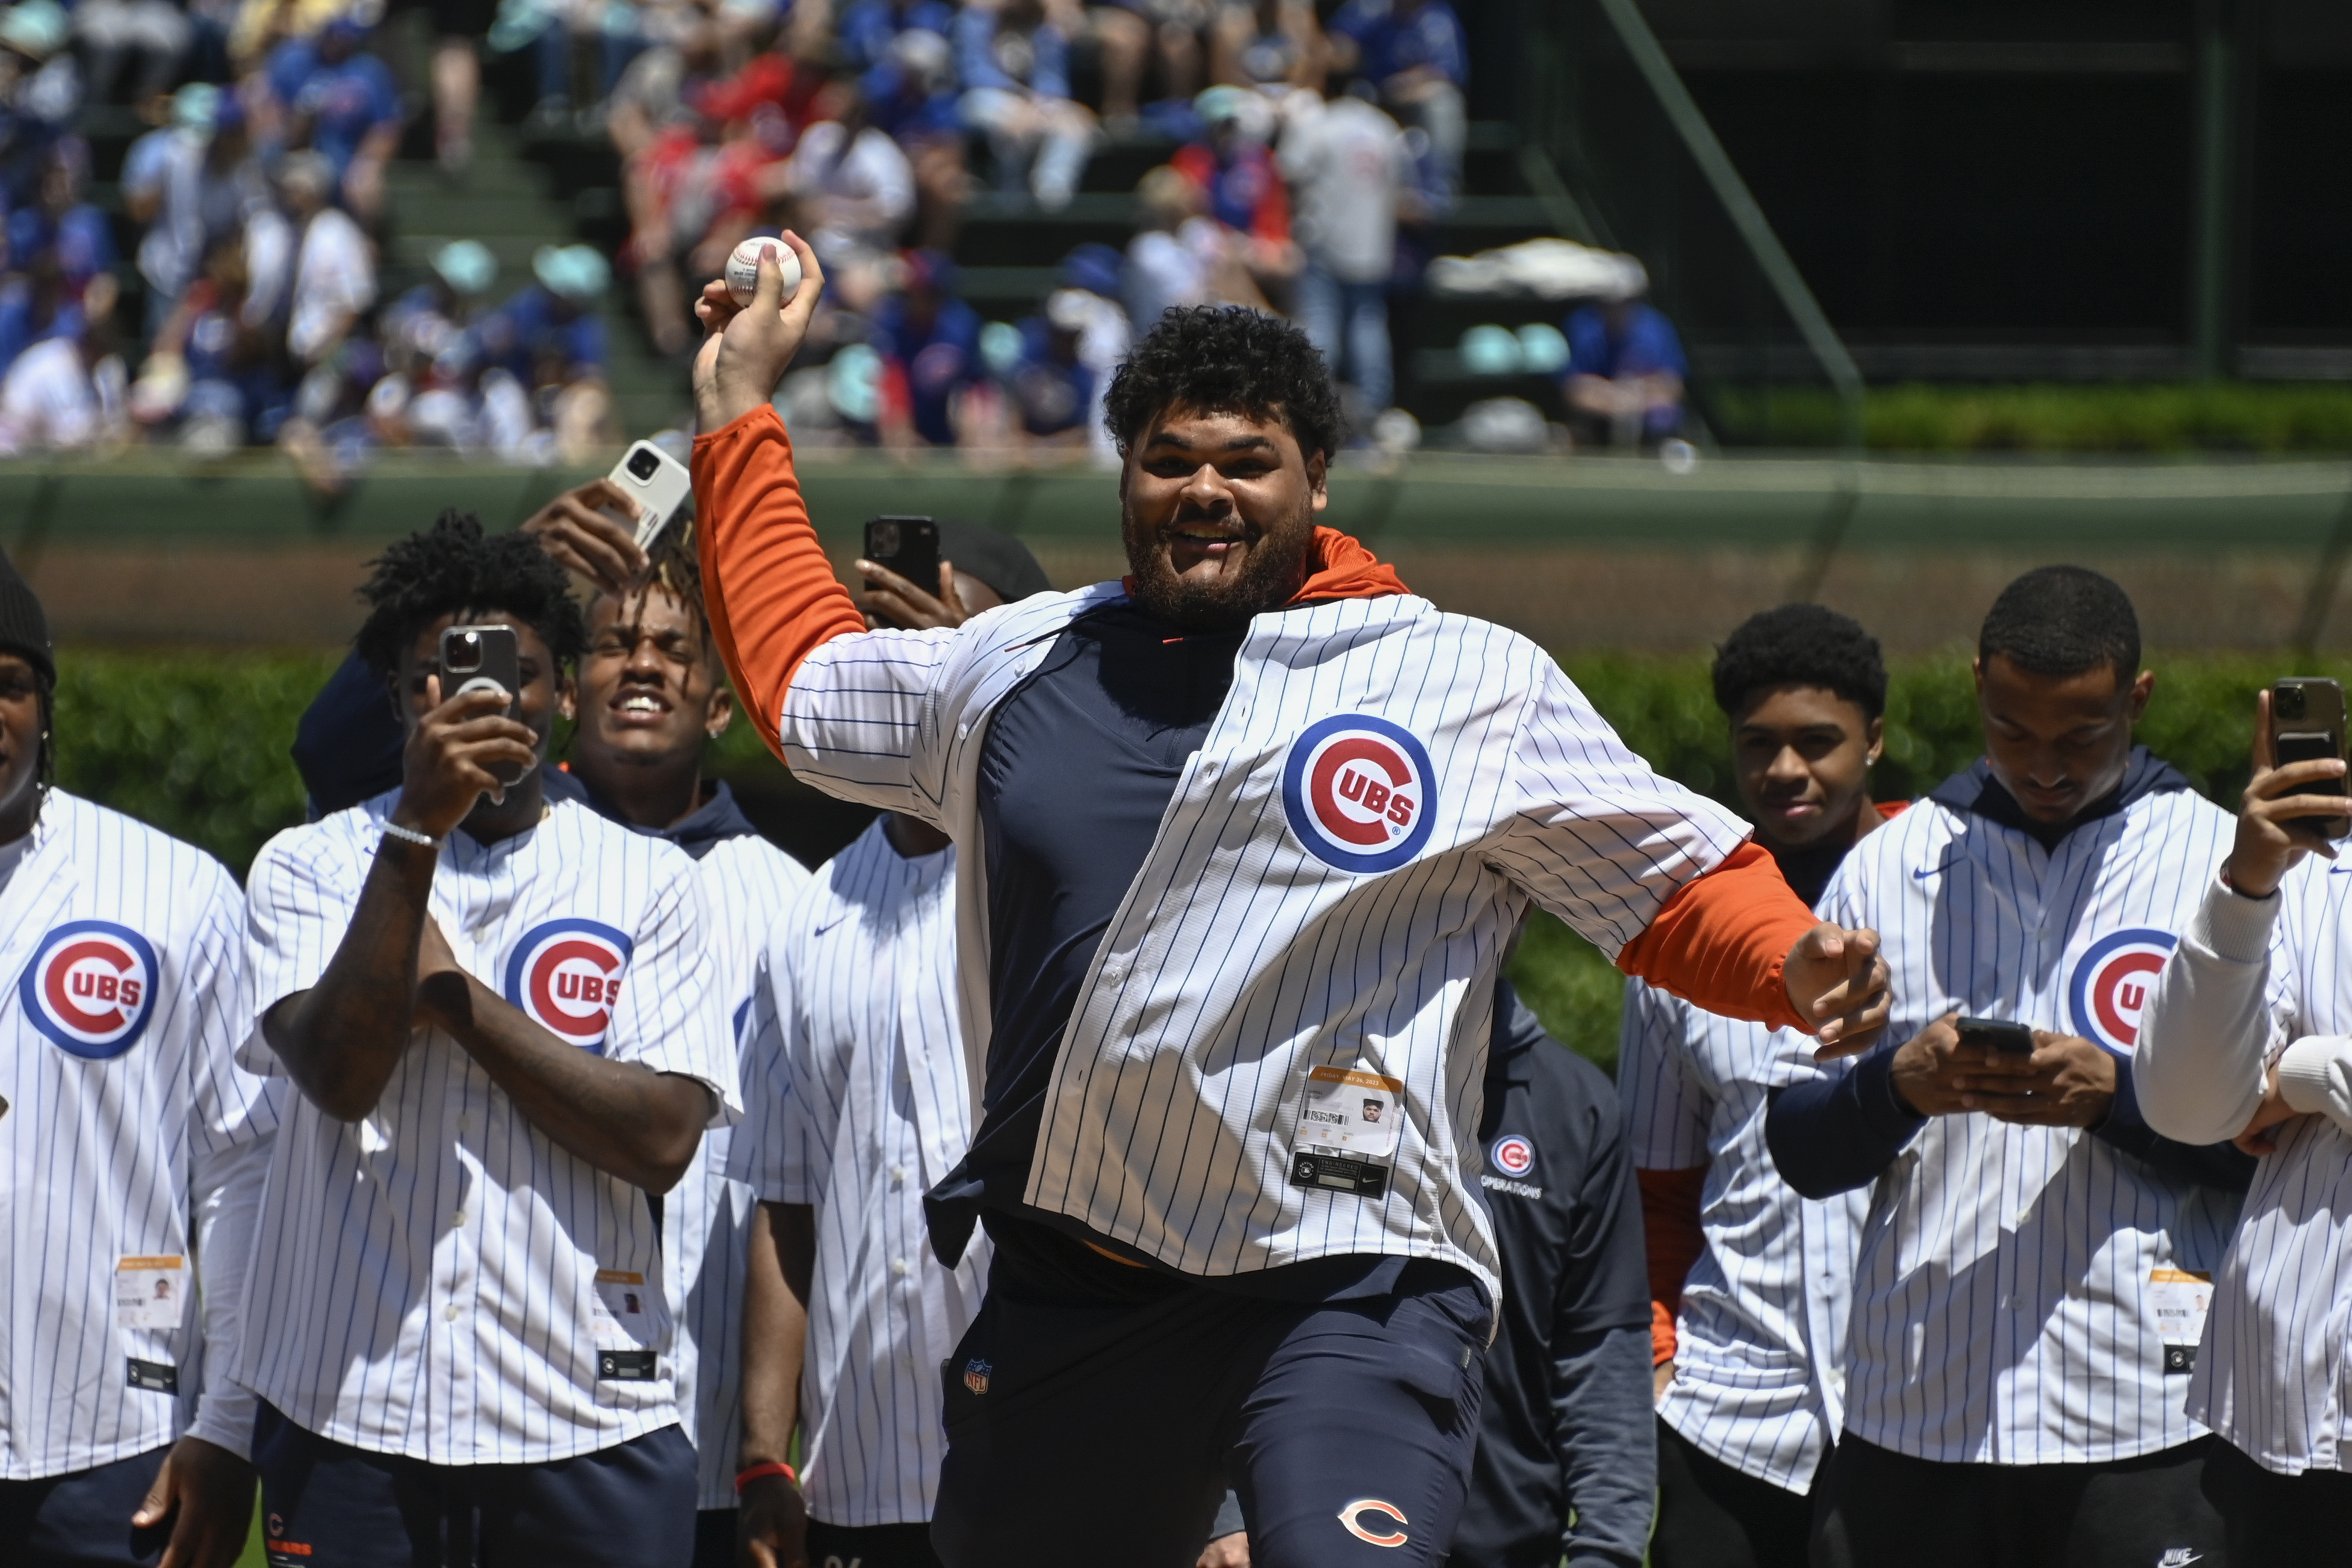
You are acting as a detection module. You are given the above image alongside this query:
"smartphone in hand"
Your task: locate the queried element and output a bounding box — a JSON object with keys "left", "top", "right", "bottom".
{"left": 2271, "top": 677, "right": 2348, "bottom": 835}
{"left": 609, "top": 440, "right": 694, "bottom": 552}
{"left": 1956, "top": 1017, "right": 2035, "bottom": 1055}
{"left": 439, "top": 624, "right": 531, "bottom": 786}
{"left": 864, "top": 516, "right": 940, "bottom": 599}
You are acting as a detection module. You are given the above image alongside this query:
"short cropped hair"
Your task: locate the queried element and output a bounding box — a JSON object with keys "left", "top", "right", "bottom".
{"left": 1712, "top": 603, "right": 1888, "bottom": 721}
{"left": 1978, "top": 565, "right": 2140, "bottom": 680}
{"left": 354, "top": 509, "right": 588, "bottom": 678}
{"left": 1103, "top": 305, "right": 1345, "bottom": 461}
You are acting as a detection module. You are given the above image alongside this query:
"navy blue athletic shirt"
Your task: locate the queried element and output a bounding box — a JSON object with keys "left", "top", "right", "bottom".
{"left": 924, "top": 600, "right": 1455, "bottom": 1303}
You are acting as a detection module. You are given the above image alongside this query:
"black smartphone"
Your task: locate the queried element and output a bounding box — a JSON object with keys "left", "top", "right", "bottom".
{"left": 864, "top": 516, "right": 940, "bottom": 598}
{"left": 2271, "top": 677, "right": 2349, "bottom": 835}
{"left": 1955, "top": 1016, "right": 2035, "bottom": 1055}
{"left": 439, "top": 624, "right": 530, "bottom": 786}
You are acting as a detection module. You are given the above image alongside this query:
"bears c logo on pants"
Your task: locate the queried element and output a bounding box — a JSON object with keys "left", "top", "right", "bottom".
{"left": 504, "top": 919, "right": 635, "bottom": 1053}
{"left": 1337, "top": 1498, "right": 1410, "bottom": 1547}
{"left": 20, "top": 921, "right": 160, "bottom": 1060}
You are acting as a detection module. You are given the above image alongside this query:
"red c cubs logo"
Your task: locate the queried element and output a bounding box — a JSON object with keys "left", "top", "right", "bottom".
{"left": 1489, "top": 1134, "right": 1535, "bottom": 1179}
{"left": 503, "top": 919, "right": 635, "bottom": 1053}
{"left": 2068, "top": 928, "right": 2177, "bottom": 1052}
{"left": 1337, "top": 1498, "right": 1410, "bottom": 1548}
{"left": 21, "top": 921, "right": 159, "bottom": 1059}
{"left": 1282, "top": 715, "right": 1439, "bottom": 874}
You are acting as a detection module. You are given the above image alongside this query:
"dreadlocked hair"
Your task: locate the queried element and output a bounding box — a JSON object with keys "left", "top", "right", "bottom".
{"left": 353, "top": 509, "right": 588, "bottom": 678}
{"left": 641, "top": 517, "right": 710, "bottom": 639}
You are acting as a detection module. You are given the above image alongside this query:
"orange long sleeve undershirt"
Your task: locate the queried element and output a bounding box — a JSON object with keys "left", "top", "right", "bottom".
{"left": 692, "top": 403, "right": 1822, "bottom": 1032}
{"left": 1638, "top": 1165, "right": 1708, "bottom": 1366}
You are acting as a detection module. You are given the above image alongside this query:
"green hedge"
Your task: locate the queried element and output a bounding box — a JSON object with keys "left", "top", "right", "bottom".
{"left": 49, "top": 646, "right": 2330, "bottom": 1075}
{"left": 1711, "top": 381, "right": 2352, "bottom": 454}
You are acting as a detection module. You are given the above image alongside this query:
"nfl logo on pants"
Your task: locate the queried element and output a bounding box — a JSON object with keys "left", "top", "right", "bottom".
{"left": 963, "top": 1358, "right": 992, "bottom": 1395}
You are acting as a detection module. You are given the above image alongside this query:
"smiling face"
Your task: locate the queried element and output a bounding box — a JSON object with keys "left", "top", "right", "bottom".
{"left": 0, "top": 652, "right": 43, "bottom": 843}
{"left": 573, "top": 584, "right": 731, "bottom": 785}
{"left": 1975, "top": 653, "right": 2154, "bottom": 825}
{"left": 1730, "top": 684, "right": 1881, "bottom": 851}
{"left": 1118, "top": 406, "right": 1327, "bottom": 629}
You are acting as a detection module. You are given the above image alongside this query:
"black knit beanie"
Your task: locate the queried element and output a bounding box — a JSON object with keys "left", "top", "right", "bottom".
{"left": 0, "top": 547, "right": 52, "bottom": 684}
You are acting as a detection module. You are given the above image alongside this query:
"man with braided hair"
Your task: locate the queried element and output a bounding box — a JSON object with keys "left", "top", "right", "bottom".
{"left": 236, "top": 511, "right": 736, "bottom": 1568}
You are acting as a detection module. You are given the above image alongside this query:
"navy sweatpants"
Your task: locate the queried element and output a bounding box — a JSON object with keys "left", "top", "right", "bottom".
{"left": 929, "top": 1236, "right": 1491, "bottom": 1568}
{"left": 0, "top": 1445, "right": 171, "bottom": 1566}
{"left": 250, "top": 1403, "right": 696, "bottom": 1568}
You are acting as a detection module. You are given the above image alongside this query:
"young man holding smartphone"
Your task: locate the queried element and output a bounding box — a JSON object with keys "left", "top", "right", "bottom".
{"left": 2136, "top": 687, "right": 2352, "bottom": 1560}
{"left": 1765, "top": 567, "right": 2253, "bottom": 1566}
{"left": 234, "top": 512, "right": 735, "bottom": 1568}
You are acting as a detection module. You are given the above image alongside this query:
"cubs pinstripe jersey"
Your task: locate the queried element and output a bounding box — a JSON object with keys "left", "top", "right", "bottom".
{"left": 772, "top": 587, "right": 1752, "bottom": 1308}
{"left": 2140, "top": 862, "right": 2352, "bottom": 1475}
{"left": 233, "top": 792, "right": 737, "bottom": 1465}
{"left": 0, "top": 789, "right": 278, "bottom": 1479}
{"left": 1620, "top": 978, "right": 1863, "bottom": 1492}
{"left": 669, "top": 833, "right": 808, "bottom": 1510}
{"left": 1798, "top": 783, "right": 2242, "bottom": 1464}
{"left": 735, "top": 818, "right": 987, "bottom": 1526}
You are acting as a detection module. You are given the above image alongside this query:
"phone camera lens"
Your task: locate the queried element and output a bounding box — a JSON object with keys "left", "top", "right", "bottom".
{"left": 447, "top": 633, "right": 482, "bottom": 673}
{"left": 871, "top": 523, "right": 899, "bottom": 555}
{"left": 627, "top": 448, "right": 661, "bottom": 481}
{"left": 2277, "top": 685, "right": 2307, "bottom": 721}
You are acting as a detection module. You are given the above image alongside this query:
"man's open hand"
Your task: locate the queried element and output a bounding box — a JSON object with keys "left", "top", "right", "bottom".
{"left": 132, "top": 1436, "right": 254, "bottom": 1568}
{"left": 692, "top": 230, "right": 825, "bottom": 431}
{"left": 1786, "top": 921, "right": 1890, "bottom": 1058}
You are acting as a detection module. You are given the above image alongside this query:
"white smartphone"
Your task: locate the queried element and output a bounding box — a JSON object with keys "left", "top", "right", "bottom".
{"left": 608, "top": 439, "right": 693, "bottom": 551}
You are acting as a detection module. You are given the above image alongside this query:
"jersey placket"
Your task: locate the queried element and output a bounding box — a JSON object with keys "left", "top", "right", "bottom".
{"left": 432, "top": 880, "right": 489, "bottom": 1452}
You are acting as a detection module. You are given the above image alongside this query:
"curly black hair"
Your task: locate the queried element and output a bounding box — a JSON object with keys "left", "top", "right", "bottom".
{"left": 1979, "top": 564, "right": 2140, "bottom": 679}
{"left": 1712, "top": 603, "right": 1888, "bottom": 720}
{"left": 353, "top": 509, "right": 589, "bottom": 678}
{"left": 1103, "top": 305, "right": 1345, "bottom": 460}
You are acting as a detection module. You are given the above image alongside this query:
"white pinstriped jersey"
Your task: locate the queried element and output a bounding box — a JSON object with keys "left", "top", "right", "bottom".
{"left": 234, "top": 792, "right": 737, "bottom": 1465}
{"left": 774, "top": 587, "right": 1752, "bottom": 1307}
{"left": 2155, "top": 863, "right": 2352, "bottom": 1474}
{"left": 735, "top": 818, "right": 987, "bottom": 1527}
{"left": 0, "top": 791, "right": 277, "bottom": 1479}
{"left": 1801, "top": 787, "right": 2242, "bottom": 1463}
{"left": 1620, "top": 978, "right": 1863, "bottom": 1492}
{"left": 669, "top": 834, "right": 808, "bottom": 1510}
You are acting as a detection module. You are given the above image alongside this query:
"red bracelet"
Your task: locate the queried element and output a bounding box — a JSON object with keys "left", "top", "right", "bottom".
{"left": 735, "top": 1461, "right": 797, "bottom": 1494}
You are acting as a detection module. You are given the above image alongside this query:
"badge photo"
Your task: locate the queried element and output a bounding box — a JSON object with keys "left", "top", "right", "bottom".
{"left": 504, "top": 919, "right": 636, "bottom": 1053}
{"left": 1280, "top": 714, "right": 1438, "bottom": 874}
{"left": 20, "top": 921, "right": 161, "bottom": 1060}
{"left": 2068, "top": 928, "right": 2178, "bottom": 1052}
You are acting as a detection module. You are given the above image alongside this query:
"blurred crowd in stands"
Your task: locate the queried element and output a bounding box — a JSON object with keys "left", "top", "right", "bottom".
{"left": 0, "top": 0, "right": 1698, "bottom": 468}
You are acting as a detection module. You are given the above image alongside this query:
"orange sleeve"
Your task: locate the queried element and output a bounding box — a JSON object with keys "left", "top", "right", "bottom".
{"left": 1615, "top": 842, "right": 1816, "bottom": 1035}
{"left": 690, "top": 404, "right": 868, "bottom": 761}
{"left": 1638, "top": 1164, "right": 1707, "bottom": 1366}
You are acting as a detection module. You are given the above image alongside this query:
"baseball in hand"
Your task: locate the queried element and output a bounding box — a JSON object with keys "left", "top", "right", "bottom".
{"left": 726, "top": 237, "right": 802, "bottom": 306}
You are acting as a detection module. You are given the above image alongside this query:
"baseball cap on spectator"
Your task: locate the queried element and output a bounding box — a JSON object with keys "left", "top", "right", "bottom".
{"left": 0, "top": 0, "right": 69, "bottom": 60}
{"left": 1059, "top": 244, "right": 1122, "bottom": 301}
{"left": 934, "top": 520, "right": 1051, "bottom": 603}
{"left": 0, "top": 546, "right": 54, "bottom": 684}
{"left": 171, "top": 81, "right": 220, "bottom": 132}
{"left": 279, "top": 150, "right": 336, "bottom": 205}
{"left": 214, "top": 90, "right": 247, "bottom": 134}
{"left": 533, "top": 244, "right": 610, "bottom": 303}
{"left": 887, "top": 26, "right": 953, "bottom": 91}
{"left": 433, "top": 239, "right": 498, "bottom": 297}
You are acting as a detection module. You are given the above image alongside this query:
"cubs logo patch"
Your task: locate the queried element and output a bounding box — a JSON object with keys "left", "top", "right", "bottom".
{"left": 20, "top": 921, "right": 160, "bottom": 1060}
{"left": 1280, "top": 714, "right": 1438, "bottom": 874}
{"left": 2068, "top": 928, "right": 2178, "bottom": 1051}
{"left": 1488, "top": 1134, "right": 1535, "bottom": 1179}
{"left": 503, "top": 919, "right": 635, "bottom": 1053}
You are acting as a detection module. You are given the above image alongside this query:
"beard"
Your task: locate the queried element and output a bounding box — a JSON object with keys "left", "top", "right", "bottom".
{"left": 1122, "top": 507, "right": 1318, "bottom": 631}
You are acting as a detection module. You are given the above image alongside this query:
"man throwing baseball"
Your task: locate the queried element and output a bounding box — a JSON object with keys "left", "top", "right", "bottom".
{"left": 689, "top": 239, "right": 1892, "bottom": 1568}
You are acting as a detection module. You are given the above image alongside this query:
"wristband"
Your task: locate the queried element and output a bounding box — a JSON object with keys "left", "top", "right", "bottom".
{"left": 380, "top": 822, "right": 439, "bottom": 850}
{"left": 735, "top": 1461, "right": 797, "bottom": 1493}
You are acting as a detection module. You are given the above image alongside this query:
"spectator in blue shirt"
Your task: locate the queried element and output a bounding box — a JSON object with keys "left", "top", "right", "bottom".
{"left": 860, "top": 25, "right": 970, "bottom": 250}
{"left": 266, "top": 17, "right": 403, "bottom": 221}
{"left": 955, "top": 0, "right": 1096, "bottom": 209}
{"left": 472, "top": 243, "right": 610, "bottom": 389}
{"left": 839, "top": 0, "right": 956, "bottom": 72}
{"left": 874, "top": 247, "right": 985, "bottom": 447}
{"left": 1562, "top": 292, "right": 1688, "bottom": 449}
{"left": 8, "top": 137, "right": 114, "bottom": 292}
{"left": 1327, "top": 0, "right": 1465, "bottom": 199}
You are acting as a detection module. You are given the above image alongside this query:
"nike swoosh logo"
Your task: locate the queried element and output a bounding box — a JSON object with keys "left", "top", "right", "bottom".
{"left": 2332, "top": 866, "right": 2352, "bottom": 875}
{"left": 1914, "top": 857, "right": 1965, "bottom": 880}
{"left": 812, "top": 917, "right": 846, "bottom": 936}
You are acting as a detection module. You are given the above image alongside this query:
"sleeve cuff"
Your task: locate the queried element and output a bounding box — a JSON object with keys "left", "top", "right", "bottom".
{"left": 1856, "top": 1048, "right": 1930, "bottom": 1136}
{"left": 2276, "top": 1036, "right": 2352, "bottom": 1118}
{"left": 2198, "top": 869, "right": 2282, "bottom": 963}
{"left": 186, "top": 1383, "right": 258, "bottom": 1462}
